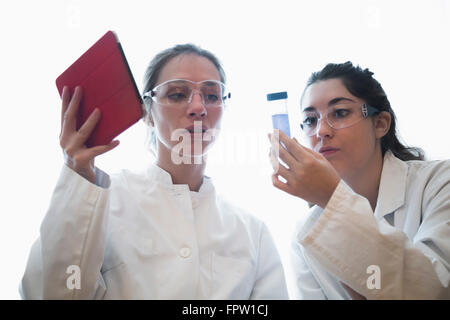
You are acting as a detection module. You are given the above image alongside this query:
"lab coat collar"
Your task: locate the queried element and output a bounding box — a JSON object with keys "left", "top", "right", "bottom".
{"left": 147, "top": 163, "right": 215, "bottom": 194}
{"left": 373, "top": 151, "right": 408, "bottom": 220}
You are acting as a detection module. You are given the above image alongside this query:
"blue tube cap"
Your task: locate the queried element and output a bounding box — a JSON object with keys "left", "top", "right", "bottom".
{"left": 267, "top": 91, "right": 288, "bottom": 101}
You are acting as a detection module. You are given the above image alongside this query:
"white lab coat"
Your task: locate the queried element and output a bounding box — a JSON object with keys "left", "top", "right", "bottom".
{"left": 291, "top": 151, "right": 450, "bottom": 299}
{"left": 20, "top": 163, "right": 289, "bottom": 299}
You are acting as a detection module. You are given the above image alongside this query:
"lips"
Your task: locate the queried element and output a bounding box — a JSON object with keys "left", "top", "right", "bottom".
{"left": 185, "top": 125, "right": 208, "bottom": 134}
{"left": 318, "top": 146, "right": 339, "bottom": 156}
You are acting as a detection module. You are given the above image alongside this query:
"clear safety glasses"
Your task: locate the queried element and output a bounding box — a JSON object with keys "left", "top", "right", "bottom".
{"left": 300, "top": 103, "right": 380, "bottom": 136}
{"left": 143, "top": 79, "right": 231, "bottom": 108}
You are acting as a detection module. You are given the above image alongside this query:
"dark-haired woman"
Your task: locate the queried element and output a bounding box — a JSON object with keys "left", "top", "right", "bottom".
{"left": 20, "top": 44, "right": 288, "bottom": 299}
{"left": 269, "top": 62, "right": 449, "bottom": 299}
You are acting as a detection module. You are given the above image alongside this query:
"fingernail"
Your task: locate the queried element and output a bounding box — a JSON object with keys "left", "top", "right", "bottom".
{"left": 111, "top": 140, "right": 120, "bottom": 147}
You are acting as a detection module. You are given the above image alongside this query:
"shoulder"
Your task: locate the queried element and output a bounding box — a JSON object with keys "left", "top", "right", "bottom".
{"left": 405, "top": 158, "right": 450, "bottom": 186}
{"left": 402, "top": 158, "right": 450, "bottom": 208}
{"left": 109, "top": 168, "right": 153, "bottom": 193}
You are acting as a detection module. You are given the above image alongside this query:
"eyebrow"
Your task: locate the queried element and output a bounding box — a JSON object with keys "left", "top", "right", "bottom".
{"left": 202, "top": 81, "right": 221, "bottom": 87}
{"left": 302, "top": 97, "right": 356, "bottom": 112}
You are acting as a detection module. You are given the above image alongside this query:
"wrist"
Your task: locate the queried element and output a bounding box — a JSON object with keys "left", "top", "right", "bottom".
{"left": 317, "top": 177, "right": 340, "bottom": 209}
{"left": 72, "top": 165, "right": 96, "bottom": 184}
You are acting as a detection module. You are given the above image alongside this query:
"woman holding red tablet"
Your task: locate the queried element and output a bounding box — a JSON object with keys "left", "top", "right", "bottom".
{"left": 21, "top": 44, "right": 288, "bottom": 299}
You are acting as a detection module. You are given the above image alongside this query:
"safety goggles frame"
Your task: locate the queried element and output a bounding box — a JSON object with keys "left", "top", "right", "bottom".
{"left": 300, "top": 103, "right": 380, "bottom": 136}
{"left": 142, "top": 78, "right": 231, "bottom": 107}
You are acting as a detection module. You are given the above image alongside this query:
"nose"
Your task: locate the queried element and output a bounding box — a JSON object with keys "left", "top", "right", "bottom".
{"left": 186, "top": 91, "right": 207, "bottom": 118}
{"left": 315, "top": 116, "right": 334, "bottom": 139}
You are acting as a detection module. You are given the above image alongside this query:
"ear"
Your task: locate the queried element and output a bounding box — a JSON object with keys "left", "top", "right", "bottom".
{"left": 142, "top": 111, "right": 155, "bottom": 127}
{"left": 374, "top": 111, "right": 391, "bottom": 139}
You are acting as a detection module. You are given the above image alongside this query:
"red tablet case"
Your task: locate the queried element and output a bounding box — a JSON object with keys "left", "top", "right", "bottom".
{"left": 56, "top": 31, "right": 143, "bottom": 148}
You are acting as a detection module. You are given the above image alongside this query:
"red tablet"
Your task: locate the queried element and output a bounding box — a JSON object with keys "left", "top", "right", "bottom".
{"left": 56, "top": 31, "right": 144, "bottom": 148}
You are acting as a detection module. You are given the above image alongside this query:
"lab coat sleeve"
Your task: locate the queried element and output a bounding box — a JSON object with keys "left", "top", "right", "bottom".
{"left": 20, "top": 164, "right": 110, "bottom": 299}
{"left": 290, "top": 235, "right": 327, "bottom": 299}
{"left": 250, "top": 223, "right": 289, "bottom": 299}
{"left": 296, "top": 178, "right": 450, "bottom": 300}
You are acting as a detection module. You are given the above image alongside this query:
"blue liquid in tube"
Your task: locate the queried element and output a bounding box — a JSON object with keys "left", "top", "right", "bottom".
{"left": 272, "top": 113, "right": 291, "bottom": 137}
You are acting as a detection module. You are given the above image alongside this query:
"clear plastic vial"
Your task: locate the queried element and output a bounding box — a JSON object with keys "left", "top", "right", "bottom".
{"left": 267, "top": 91, "right": 290, "bottom": 137}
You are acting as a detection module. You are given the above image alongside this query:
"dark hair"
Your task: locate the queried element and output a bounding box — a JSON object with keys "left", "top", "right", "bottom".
{"left": 142, "top": 43, "right": 226, "bottom": 118}
{"left": 301, "top": 61, "right": 424, "bottom": 161}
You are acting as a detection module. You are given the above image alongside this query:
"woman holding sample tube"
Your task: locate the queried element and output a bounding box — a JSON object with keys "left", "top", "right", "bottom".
{"left": 269, "top": 61, "right": 450, "bottom": 299}
{"left": 21, "top": 43, "right": 288, "bottom": 299}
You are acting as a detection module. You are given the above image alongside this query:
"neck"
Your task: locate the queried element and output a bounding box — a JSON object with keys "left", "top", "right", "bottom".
{"left": 156, "top": 147, "right": 206, "bottom": 192}
{"left": 343, "top": 147, "right": 384, "bottom": 211}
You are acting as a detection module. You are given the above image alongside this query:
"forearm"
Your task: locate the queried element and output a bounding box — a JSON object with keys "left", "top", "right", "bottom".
{"left": 298, "top": 180, "right": 449, "bottom": 299}
{"left": 22, "top": 165, "right": 110, "bottom": 299}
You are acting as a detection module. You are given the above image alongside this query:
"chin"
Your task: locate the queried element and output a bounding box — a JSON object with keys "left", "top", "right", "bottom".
{"left": 327, "top": 158, "right": 345, "bottom": 177}
{"left": 173, "top": 141, "right": 214, "bottom": 163}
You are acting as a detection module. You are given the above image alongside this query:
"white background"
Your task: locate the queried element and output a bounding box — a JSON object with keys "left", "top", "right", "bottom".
{"left": 0, "top": 0, "right": 449, "bottom": 299}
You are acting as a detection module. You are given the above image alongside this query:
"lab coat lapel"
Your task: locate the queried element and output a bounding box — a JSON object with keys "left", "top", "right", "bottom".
{"left": 374, "top": 152, "right": 408, "bottom": 220}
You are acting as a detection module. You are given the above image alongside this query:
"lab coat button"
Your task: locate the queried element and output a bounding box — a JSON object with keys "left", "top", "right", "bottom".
{"left": 179, "top": 247, "right": 191, "bottom": 258}
{"left": 192, "top": 198, "right": 199, "bottom": 208}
